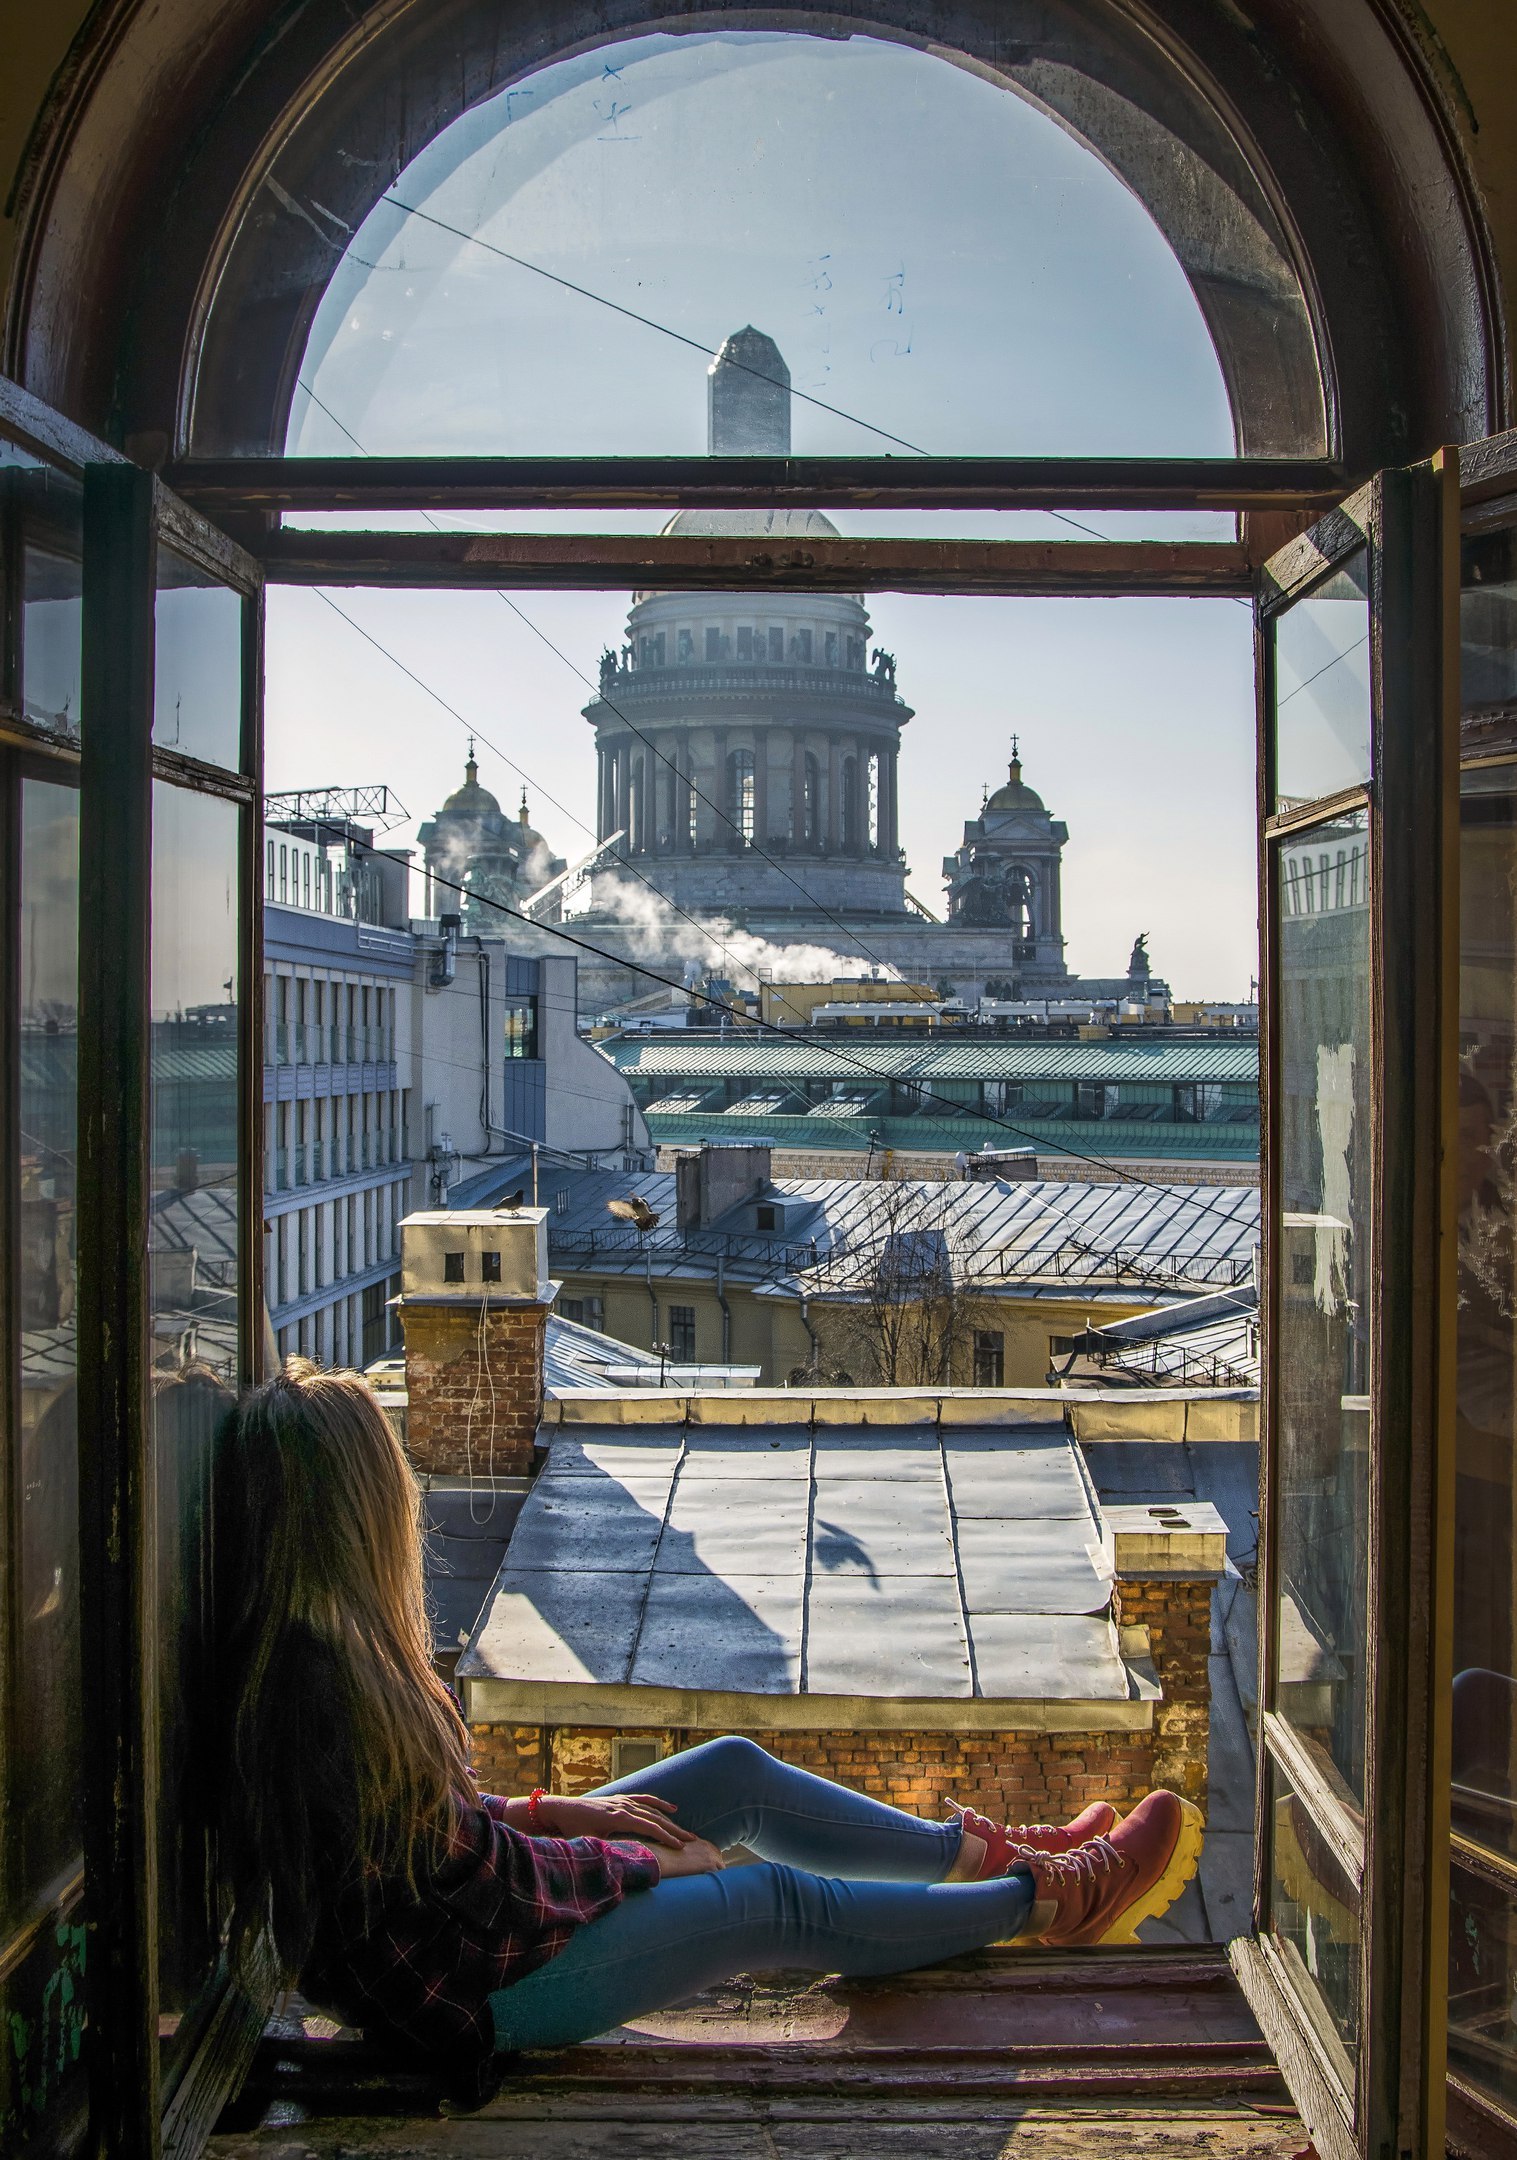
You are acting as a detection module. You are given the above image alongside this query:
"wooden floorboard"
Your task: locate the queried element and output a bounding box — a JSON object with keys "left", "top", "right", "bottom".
{"left": 209, "top": 1948, "right": 1307, "bottom": 2157}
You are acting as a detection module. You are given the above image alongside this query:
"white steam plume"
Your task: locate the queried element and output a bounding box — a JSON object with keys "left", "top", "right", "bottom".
{"left": 585, "top": 874, "right": 902, "bottom": 986}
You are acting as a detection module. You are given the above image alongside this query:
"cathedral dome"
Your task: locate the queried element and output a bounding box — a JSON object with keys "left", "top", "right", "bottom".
{"left": 439, "top": 753, "right": 504, "bottom": 822}
{"left": 984, "top": 744, "right": 1045, "bottom": 815}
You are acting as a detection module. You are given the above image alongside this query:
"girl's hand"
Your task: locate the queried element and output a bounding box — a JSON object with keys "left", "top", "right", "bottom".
{"left": 512, "top": 1791, "right": 696, "bottom": 1850}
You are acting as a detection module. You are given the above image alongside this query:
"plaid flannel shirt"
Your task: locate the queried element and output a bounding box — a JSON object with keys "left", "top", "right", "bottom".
{"left": 301, "top": 1793, "right": 660, "bottom": 2082}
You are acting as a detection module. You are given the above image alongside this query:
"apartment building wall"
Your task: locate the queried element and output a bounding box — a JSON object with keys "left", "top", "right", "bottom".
{"left": 263, "top": 907, "right": 417, "bottom": 1366}
{"left": 546, "top": 1266, "right": 1153, "bottom": 1386}
{"left": 264, "top": 904, "right": 650, "bottom": 1367}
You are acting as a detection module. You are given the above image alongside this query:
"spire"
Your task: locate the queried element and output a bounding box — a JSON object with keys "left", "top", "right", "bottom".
{"left": 1009, "top": 733, "right": 1021, "bottom": 784}
{"left": 519, "top": 788, "right": 531, "bottom": 827}
{"left": 465, "top": 736, "right": 478, "bottom": 785}
{"left": 708, "top": 327, "right": 791, "bottom": 455}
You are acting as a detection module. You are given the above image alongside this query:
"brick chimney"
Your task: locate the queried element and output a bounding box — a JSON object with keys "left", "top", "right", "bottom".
{"left": 1100, "top": 1501, "right": 1229, "bottom": 1813}
{"left": 397, "top": 1209, "right": 554, "bottom": 1476}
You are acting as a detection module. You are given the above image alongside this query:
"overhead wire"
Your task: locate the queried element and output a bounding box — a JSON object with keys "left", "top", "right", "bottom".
{"left": 286, "top": 272, "right": 1263, "bottom": 1261}
{"left": 297, "top": 378, "right": 943, "bottom": 976}
{"left": 369, "top": 835, "right": 1257, "bottom": 1304}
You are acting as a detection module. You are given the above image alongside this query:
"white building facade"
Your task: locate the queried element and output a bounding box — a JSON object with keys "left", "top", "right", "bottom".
{"left": 262, "top": 802, "right": 649, "bottom": 1367}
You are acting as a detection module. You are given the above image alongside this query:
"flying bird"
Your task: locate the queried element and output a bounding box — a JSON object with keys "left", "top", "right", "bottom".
{"left": 608, "top": 1195, "right": 660, "bottom": 1233}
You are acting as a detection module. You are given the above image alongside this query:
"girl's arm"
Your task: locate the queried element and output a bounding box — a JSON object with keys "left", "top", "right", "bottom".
{"left": 482, "top": 1789, "right": 695, "bottom": 1849}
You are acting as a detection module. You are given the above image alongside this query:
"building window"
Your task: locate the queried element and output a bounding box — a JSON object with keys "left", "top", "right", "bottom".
{"left": 504, "top": 995, "right": 540, "bottom": 1059}
{"left": 361, "top": 1279, "right": 388, "bottom": 1364}
{"left": 756, "top": 1203, "right": 778, "bottom": 1232}
{"left": 677, "top": 628, "right": 693, "bottom": 662}
{"left": 973, "top": 1330, "right": 1005, "bottom": 1387}
{"left": 669, "top": 1305, "right": 697, "bottom": 1360}
{"left": 768, "top": 626, "right": 784, "bottom": 663}
{"left": 802, "top": 752, "right": 820, "bottom": 844}
{"left": 825, "top": 630, "right": 838, "bottom": 666}
{"left": 560, "top": 1294, "right": 605, "bottom": 1332}
{"left": 842, "top": 756, "right": 859, "bottom": 849}
{"left": 727, "top": 750, "right": 756, "bottom": 844}
{"left": 848, "top": 635, "right": 866, "bottom": 671}
{"left": 705, "top": 626, "right": 721, "bottom": 661}
{"left": 444, "top": 1250, "right": 465, "bottom": 1282}
{"left": 737, "top": 626, "right": 753, "bottom": 662}
{"left": 612, "top": 1736, "right": 665, "bottom": 1779}
{"left": 481, "top": 1250, "right": 502, "bottom": 1282}
{"left": 279, "top": 842, "right": 288, "bottom": 900}
{"left": 867, "top": 751, "right": 880, "bottom": 850}
{"left": 795, "top": 627, "right": 812, "bottom": 664}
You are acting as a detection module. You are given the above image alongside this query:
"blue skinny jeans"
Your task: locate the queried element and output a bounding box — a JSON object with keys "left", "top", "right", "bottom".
{"left": 489, "top": 1735, "right": 1035, "bottom": 2052}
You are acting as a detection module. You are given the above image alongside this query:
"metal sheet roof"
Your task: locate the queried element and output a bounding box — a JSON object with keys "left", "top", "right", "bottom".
{"left": 460, "top": 1424, "right": 1130, "bottom": 1707}
{"left": 497, "top": 1154, "right": 1260, "bottom": 1295}
{"left": 608, "top": 1036, "right": 1257, "bottom": 1085}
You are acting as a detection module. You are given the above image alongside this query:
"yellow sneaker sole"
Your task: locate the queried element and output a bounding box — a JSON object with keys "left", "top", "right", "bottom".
{"left": 1093, "top": 1797, "right": 1206, "bottom": 1944}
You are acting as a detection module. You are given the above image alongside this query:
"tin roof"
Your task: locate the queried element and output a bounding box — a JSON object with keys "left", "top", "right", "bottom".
{"left": 476, "top": 1155, "right": 1260, "bottom": 1298}
{"left": 607, "top": 1036, "right": 1257, "bottom": 1085}
{"left": 459, "top": 1419, "right": 1158, "bottom": 1721}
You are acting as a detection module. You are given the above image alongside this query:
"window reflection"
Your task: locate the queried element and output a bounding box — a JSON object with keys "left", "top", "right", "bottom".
{"left": 1270, "top": 1765, "right": 1361, "bottom": 2087}
{"left": 154, "top": 548, "right": 245, "bottom": 771}
{"left": 1272, "top": 808, "right": 1371, "bottom": 1802}
{"left": 149, "top": 783, "right": 242, "bottom": 2039}
{"left": 10, "top": 781, "right": 83, "bottom": 1924}
{"left": 0, "top": 454, "right": 85, "bottom": 741}
{"left": 1451, "top": 519, "right": 1517, "bottom": 2126}
{"left": 1273, "top": 555, "right": 1372, "bottom": 813}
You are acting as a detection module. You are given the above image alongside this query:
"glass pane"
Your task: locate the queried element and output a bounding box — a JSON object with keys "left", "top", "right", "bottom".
{"left": 149, "top": 783, "right": 242, "bottom": 2046}
{"left": 10, "top": 781, "right": 83, "bottom": 1918}
{"left": 1272, "top": 806, "right": 1372, "bottom": 1801}
{"left": 1, "top": 452, "right": 84, "bottom": 742}
{"left": 1273, "top": 555, "right": 1372, "bottom": 813}
{"left": 1451, "top": 516, "right": 1517, "bottom": 2002}
{"left": 279, "top": 30, "right": 1266, "bottom": 465}
{"left": 1, "top": 778, "right": 87, "bottom": 2143}
{"left": 1270, "top": 1763, "right": 1361, "bottom": 2086}
{"left": 154, "top": 547, "right": 245, "bottom": 771}
{"left": 1449, "top": 1856, "right": 1517, "bottom": 2114}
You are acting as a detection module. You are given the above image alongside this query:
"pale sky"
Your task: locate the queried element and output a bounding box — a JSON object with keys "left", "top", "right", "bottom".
{"left": 266, "top": 28, "right": 1258, "bottom": 1000}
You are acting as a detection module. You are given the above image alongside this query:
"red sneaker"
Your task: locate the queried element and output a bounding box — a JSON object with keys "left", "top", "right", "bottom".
{"left": 952, "top": 1799, "right": 1119, "bottom": 1879}
{"left": 1019, "top": 1790, "right": 1204, "bottom": 1945}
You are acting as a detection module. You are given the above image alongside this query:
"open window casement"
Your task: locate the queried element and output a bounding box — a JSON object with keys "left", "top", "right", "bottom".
{"left": 0, "top": 378, "right": 271, "bottom": 2159}
{"left": 1234, "top": 450, "right": 1465, "bottom": 2160}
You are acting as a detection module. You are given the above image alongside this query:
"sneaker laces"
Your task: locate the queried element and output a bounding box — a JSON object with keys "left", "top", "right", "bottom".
{"left": 1034, "top": 1835, "right": 1127, "bottom": 1888}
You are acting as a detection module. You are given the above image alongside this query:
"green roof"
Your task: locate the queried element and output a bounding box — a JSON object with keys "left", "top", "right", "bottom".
{"left": 642, "top": 1109, "right": 1259, "bottom": 1162}
{"left": 609, "top": 1035, "right": 1256, "bottom": 1085}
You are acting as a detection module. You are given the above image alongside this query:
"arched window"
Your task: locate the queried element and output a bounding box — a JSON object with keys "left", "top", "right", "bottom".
{"left": 727, "top": 750, "right": 756, "bottom": 845}
{"left": 867, "top": 753, "right": 881, "bottom": 852}
{"left": 630, "top": 756, "right": 645, "bottom": 853}
{"left": 802, "top": 753, "right": 821, "bottom": 845}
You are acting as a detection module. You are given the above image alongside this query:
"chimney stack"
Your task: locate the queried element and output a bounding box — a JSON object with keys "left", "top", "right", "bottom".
{"left": 396, "top": 1209, "right": 554, "bottom": 1476}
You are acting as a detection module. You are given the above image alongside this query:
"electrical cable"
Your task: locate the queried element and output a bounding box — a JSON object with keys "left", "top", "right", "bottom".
{"left": 374, "top": 837, "right": 1257, "bottom": 1303}
{"left": 296, "top": 378, "right": 931, "bottom": 978}
{"left": 284, "top": 391, "right": 1260, "bottom": 1260}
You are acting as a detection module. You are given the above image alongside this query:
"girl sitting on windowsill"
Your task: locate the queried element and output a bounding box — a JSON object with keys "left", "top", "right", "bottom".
{"left": 214, "top": 1361, "right": 1203, "bottom": 2105}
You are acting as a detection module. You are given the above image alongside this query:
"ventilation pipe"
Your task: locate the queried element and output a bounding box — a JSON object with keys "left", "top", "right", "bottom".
{"left": 428, "top": 911, "right": 460, "bottom": 990}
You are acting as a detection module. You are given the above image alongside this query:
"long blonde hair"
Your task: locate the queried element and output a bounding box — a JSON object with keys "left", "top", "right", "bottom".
{"left": 214, "top": 1359, "right": 472, "bottom": 1978}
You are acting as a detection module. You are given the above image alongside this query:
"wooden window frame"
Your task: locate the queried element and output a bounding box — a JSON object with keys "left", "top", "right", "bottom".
{"left": 15, "top": 364, "right": 1517, "bottom": 2156}
{"left": 1227, "top": 455, "right": 1460, "bottom": 2160}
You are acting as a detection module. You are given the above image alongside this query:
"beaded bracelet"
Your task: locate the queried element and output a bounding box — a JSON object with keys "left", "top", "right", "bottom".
{"left": 526, "top": 1787, "right": 549, "bottom": 1832}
